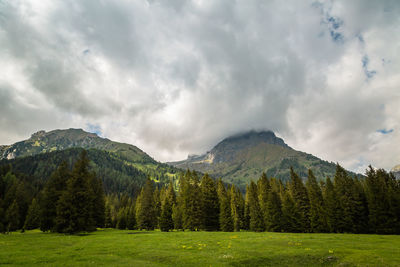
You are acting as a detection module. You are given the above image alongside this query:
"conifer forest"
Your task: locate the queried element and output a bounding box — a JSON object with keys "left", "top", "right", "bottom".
{"left": 1, "top": 150, "right": 399, "bottom": 235}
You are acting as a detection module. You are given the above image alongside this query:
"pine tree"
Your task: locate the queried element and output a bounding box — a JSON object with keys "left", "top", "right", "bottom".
{"left": 6, "top": 199, "right": 20, "bottom": 232}
{"left": 153, "top": 188, "right": 161, "bottom": 228}
{"left": 40, "top": 161, "right": 70, "bottom": 232}
{"left": 117, "top": 207, "right": 127, "bottom": 230}
{"left": 264, "top": 190, "right": 282, "bottom": 232}
{"left": 281, "top": 189, "right": 300, "bottom": 232}
{"left": 89, "top": 174, "right": 105, "bottom": 227}
{"left": 257, "top": 173, "right": 270, "bottom": 228}
{"left": 247, "top": 181, "right": 264, "bottom": 232}
{"left": 126, "top": 205, "right": 136, "bottom": 230}
{"left": 217, "top": 179, "right": 233, "bottom": 232}
{"left": 159, "top": 196, "right": 174, "bottom": 232}
{"left": 104, "top": 204, "right": 113, "bottom": 228}
{"left": 230, "top": 185, "right": 244, "bottom": 232}
{"left": 365, "top": 167, "right": 399, "bottom": 234}
{"left": 181, "top": 171, "right": 203, "bottom": 231}
{"left": 288, "top": 167, "right": 310, "bottom": 232}
{"left": 243, "top": 185, "right": 250, "bottom": 230}
{"left": 55, "top": 150, "right": 97, "bottom": 233}
{"left": 24, "top": 198, "right": 41, "bottom": 230}
{"left": 200, "top": 174, "right": 219, "bottom": 231}
{"left": 136, "top": 178, "right": 156, "bottom": 230}
{"left": 333, "top": 164, "right": 357, "bottom": 233}
{"left": 323, "top": 177, "right": 337, "bottom": 232}
{"left": 306, "top": 169, "right": 326, "bottom": 232}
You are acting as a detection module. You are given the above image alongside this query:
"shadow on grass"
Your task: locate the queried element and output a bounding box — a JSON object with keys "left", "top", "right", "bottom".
{"left": 228, "top": 254, "right": 338, "bottom": 267}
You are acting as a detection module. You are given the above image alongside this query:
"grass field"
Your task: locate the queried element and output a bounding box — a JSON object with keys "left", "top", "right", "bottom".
{"left": 1, "top": 229, "right": 399, "bottom": 266}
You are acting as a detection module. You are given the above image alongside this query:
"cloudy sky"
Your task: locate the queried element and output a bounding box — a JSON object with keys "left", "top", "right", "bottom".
{"left": 1, "top": 0, "right": 399, "bottom": 172}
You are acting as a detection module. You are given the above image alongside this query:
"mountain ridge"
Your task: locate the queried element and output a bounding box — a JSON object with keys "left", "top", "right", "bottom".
{"left": 169, "top": 130, "right": 344, "bottom": 188}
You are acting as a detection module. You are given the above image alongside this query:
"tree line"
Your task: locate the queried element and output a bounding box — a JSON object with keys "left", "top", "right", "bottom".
{"left": 1, "top": 151, "right": 399, "bottom": 234}
{"left": 107, "top": 165, "right": 400, "bottom": 234}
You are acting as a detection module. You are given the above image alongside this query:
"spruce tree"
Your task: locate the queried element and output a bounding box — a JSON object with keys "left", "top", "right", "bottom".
{"left": 159, "top": 196, "right": 174, "bottom": 232}
{"left": 6, "top": 199, "right": 19, "bottom": 232}
{"left": 136, "top": 178, "right": 156, "bottom": 230}
{"left": 89, "top": 174, "right": 105, "bottom": 227}
{"left": 217, "top": 179, "right": 233, "bottom": 232}
{"left": 306, "top": 169, "right": 326, "bottom": 232}
{"left": 257, "top": 173, "right": 270, "bottom": 228}
{"left": 200, "top": 174, "right": 219, "bottom": 231}
{"left": 289, "top": 168, "right": 310, "bottom": 232}
{"left": 333, "top": 164, "right": 357, "bottom": 233}
{"left": 323, "top": 177, "right": 337, "bottom": 232}
{"left": 181, "top": 171, "right": 203, "bottom": 231}
{"left": 247, "top": 181, "right": 264, "bottom": 232}
{"left": 24, "top": 198, "right": 41, "bottom": 230}
{"left": 104, "top": 204, "right": 113, "bottom": 228}
{"left": 117, "top": 207, "right": 127, "bottom": 230}
{"left": 55, "top": 150, "right": 96, "bottom": 233}
{"left": 40, "top": 161, "right": 70, "bottom": 232}
{"left": 281, "top": 189, "right": 300, "bottom": 232}
{"left": 230, "top": 185, "right": 244, "bottom": 232}
{"left": 126, "top": 205, "right": 136, "bottom": 230}
{"left": 264, "top": 190, "right": 282, "bottom": 232}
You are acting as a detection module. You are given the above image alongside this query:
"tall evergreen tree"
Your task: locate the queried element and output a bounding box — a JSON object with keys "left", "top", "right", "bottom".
{"left": 55, "top": 150, "right": 97, "bottom": 233}
{"left": 247, "top": 181, "right": 264, "bottom": 232}
{"left": 323, "top": 177, "right": 337, "bottom": 232}
{"left": 257, "top": 173, "right": 270, "bottom": 229}
{"left": 159, "top": 195, "right": 174, "bottom": 232}
{"left": 6, "top": 199, "right": 20, "bottom": 232}
{"left": 181, "top": 171, "right": 203, "bottom": 231}
{"left": 217, "top": 179, "right": 233, "bottom": 232}
{"left": 126, "top": 204, "right": 136, "bottom": 230}
{"left": 136, "top": 178, "right": 156, "bottom": 230}
{"left": 89, "top": 174, "right": 106, "bottom": 227}
{"left": 230, "top": 185, "right": 244, "bottom": 232}
{"left": 281, "top": 189, "right": 300, "bottom": 232}
{"left": 289, "top": 167, "right": 310, "bottom": 232}
{"left": 24, "top": 198, "right": 41, "bottom": 230}
{"left": 117, "top": 207, "right": 127, "bottom": 229}
{"left": 40, "top": 161, "right": 70, "bottom": 231}
{"left": 306, "top": 169, "right": 326, "bottom": 232}
{"left": 264, "top": 190, "right": 282, "bottom": 232}
{"left": 200, "top": 174, "right": 219, "bottom": 231}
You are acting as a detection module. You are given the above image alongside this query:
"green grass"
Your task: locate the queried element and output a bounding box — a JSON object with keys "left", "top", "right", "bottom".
{"left": 1, "top": 229, "right": 399, "bottom": 266}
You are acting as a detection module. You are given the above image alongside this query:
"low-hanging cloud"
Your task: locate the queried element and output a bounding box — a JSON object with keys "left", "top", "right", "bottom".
{"left": 0, "top": 0, "right": 399, "bottom": 172}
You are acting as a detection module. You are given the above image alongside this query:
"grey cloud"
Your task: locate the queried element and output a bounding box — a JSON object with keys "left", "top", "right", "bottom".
{"left": 0, "top": 0, "right": 399, "bottom": 171}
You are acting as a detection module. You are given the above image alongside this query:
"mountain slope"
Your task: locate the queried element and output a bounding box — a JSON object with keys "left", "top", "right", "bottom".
{"left": 0, "top": 148, "right": 149, "bottom": 196}
{"left": 0, "top": 128, "right": 180, "bottom": 184}
{"left": 169, "top": 131, "right": 340, "bottom": 188}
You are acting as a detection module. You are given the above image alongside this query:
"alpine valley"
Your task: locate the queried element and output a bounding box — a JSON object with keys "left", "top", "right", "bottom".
{"left": 1, "top": 128, "right": 364, "bottom": 191}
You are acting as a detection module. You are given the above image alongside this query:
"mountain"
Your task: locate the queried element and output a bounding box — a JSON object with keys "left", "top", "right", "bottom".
{"left": 169, "top": 131, "right": 341, "bottom": 188}
{"left": 0, "top": 129, "right": 153, "bottom": 163}
{"left": 391, "top": 165, "right": 400, "bottom": 179}
{"left": 0, "top": 128, "right": 180, "bottom": 186}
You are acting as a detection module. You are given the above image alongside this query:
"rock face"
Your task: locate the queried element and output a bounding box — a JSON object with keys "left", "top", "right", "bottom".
{"left": 169, "top": 130, "right": 339, "bottom": 188}
{"left": 391, "top": 165, "right": 400, "bottom": 179}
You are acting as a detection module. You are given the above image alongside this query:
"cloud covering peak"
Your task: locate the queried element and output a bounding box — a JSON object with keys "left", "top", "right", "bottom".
{"left": 1, "top": 0, "right": 399, "bottom": 172}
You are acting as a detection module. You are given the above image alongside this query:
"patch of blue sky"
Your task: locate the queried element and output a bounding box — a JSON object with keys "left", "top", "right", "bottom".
{"left": 377, "top": 129, "right": 394, "bottom": 135}
{"left": 362, "top": 55, "right": 377, "bottom": 79}
{"left": 86, "top": 123, "right": 102, "bottom": 136}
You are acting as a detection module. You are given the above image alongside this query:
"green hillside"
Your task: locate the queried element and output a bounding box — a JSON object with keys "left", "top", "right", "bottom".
{"left": 0, "top": 129, "right": 181, "bottom": 186}
{"left": 0, "top": 148, "right": 179, "bottom": 196}
{"left": 170, "top": 131, "right": 343, "bottom": 189}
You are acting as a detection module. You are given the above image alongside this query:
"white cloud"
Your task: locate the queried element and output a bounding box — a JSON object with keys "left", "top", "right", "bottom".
{"left": 0, "top": 0, "right": 399, "bottom": 171}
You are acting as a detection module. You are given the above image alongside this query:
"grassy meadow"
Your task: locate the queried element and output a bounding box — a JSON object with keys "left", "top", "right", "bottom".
{"left": 1, "top": 229, "right": 400, "bottom": 266}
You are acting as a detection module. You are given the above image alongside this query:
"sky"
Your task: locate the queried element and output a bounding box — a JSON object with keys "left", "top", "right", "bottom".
{"left": 1, "top": 0, "right": 399, "bottom": 173}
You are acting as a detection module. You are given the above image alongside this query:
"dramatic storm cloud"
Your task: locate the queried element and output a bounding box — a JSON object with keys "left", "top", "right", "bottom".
{"left": 1, "top": 0, "right": 399, "bottom": 172}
